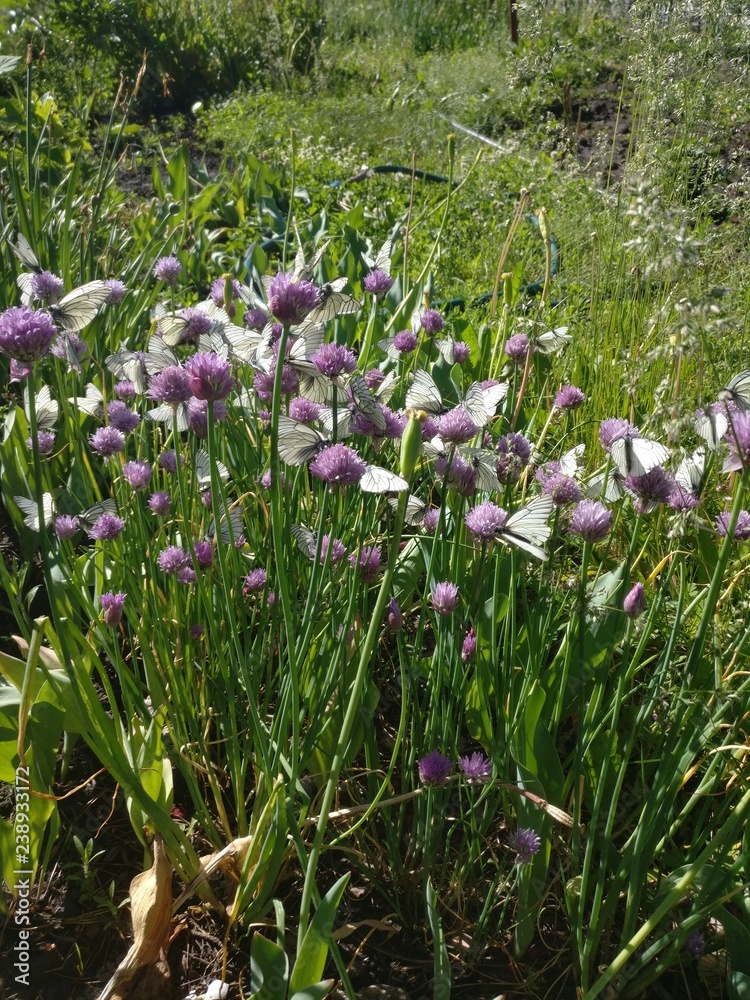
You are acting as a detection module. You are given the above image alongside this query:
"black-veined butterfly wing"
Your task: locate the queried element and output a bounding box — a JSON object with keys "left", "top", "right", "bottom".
{"left": 146, "top": 402, "right": 190, "bottom": 432}
{"left": 69, "top": 383, "right": 103, "bottom": 416}
{"left": 292, "top": 523, "right": 318, "bottom": 558}
{"left": 144, "top": 336, "right": 180, "bottom": 375}
{"left": 436, "top": 338, "right": 457, "bottom": 365}
{"left": 558, "top": 443, "right": 586, "bottom": 479}
{"left": 79, "top": 497, "right": 118, "bottom": 529}
{"left": 535, "top": 326, "right": 572, "bottom": 355}
{"left": 306, "top": 280, "right": 361, "bottom": 324}
{"left": 50, "top": 281, "right": 110, "bottom": 332}
{"left": 319, "top": 406, "right": 354, "bottom": 438}
{"left": 25, "top": 384, "right": 58, "bottom": 430}
{"left": 359, "top": 465, "right": 409, "bottom": 493}
{"left": 159, "top": 314, "right": 190, "bottom": 347}
{"left": 587, "top": 468, "right": 624, "bottom": 503}
{"left": 14, "top": 493, "right": 55, "bottom": 531}
{"left": 462, "top": 449, "right": 501, "bottom": 492}
{"left": 675, "top": 446, "right": 705, "bottom": 496}
{"left": 720, "top": 370, "right": 750, "bottom": 411}
{"left": 405, "top": 369, "right": 443, "bottom": 414}
{"left": 377, "top": 337, "right": 401, "bottom": 361}
{"left": 389, "top": 493, "right": 427, "bottom": 526}
{"left": 610, "top": 435, "right": 670, "bottom": 478}
{"left": 498, "top": 494, "right": 553, "bottom": 561}
{"left": 277, "top": 415, "right": 329, "bottom": 465}
{"left": 694, "top": 409, "right": 728, "bottom": 451}
{"left": 12, "top": 233, "right": 41, "bottom": 272}
{"left": 209, "top": 502, "right": 244, "bottom": 544}
{"left": 350, "top": 375, "right": 386, "bottom": 432}
{"left": 195, "top": 449, "right": 230, "bottom": 490}
{"left": 362, "top": 238, "right": 393, "bottom": 277}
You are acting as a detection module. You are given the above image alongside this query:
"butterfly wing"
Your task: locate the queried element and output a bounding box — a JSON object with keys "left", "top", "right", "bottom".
{"left": 15, "top": 493, "right": 55, "bottom": 530}
{"left": 405, "top": 370, "right": 443, "bottom": 414}
{"left": 159, "top": 314, "right": 190, "bottom": 347}
{"left": 721, "top": 370, "right": 750, "bottom": 411}
{"left": 25, "top": 384, "right": 58, "bottom": 430}
{"left": 435, "top": 338, "right": 456, "bottom": 365}
{"left": 610, "top": 436, "right": 670, "bottom": 478}
{"left": 209, "top": 502, "right": 244, "bottom": 544}
{"left": 292, "top": 523, "right": 318, "bottom": 558}
{"left": 70, "top": 383, "right": 103, "bottom": 416}
{"left": 462, "top": 449, "right": 501, "bottom": 492}
{"left": 694, "top": 409, "right": 728, "bottom": 451}
{"left": 675, "top": 447, "right": 705, "bottom": 495}
{"left": 498, "top": 494, "right": 554, "bottom": 560}
{"left": 12, "top": 233, "right": 41, "bottom": 272}
{"left": 389, "top": 493, "right": 427, "bottom": 526}
{"left": 79, "top": 497, "right": 118, "bottom": 529}
{"left": 558, "top": 443, "right": 586, "bottom": 479}
{"left": 277, "top": 415, "right": 329, "bottom": 465}
{"left": 350, "top": 376, "right": 386, "bottom": 432}
{"left": 146, "top": 402, "right": 190, "bottom": 432}
{"left": 144, "top": 336, "right": 180, "bottom": 375}
{"left": 359, "top": 465, "right": 409, "bottom": 493}
{"left": 51, "top": 281, "right": 110, "bottom": 332}
{"left": 536, "top": 327, "right": 572, "bottom": 355}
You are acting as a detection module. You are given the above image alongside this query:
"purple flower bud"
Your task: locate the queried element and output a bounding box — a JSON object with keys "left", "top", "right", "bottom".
{"left": 423, "top": 509, "right": 440, "bottom": 533}
{"left": 554, "top": 385, "right": 586, "bottom": 409}
{"left": 122, "top": 460, "right": 152, "bottom": 492}
{"left": 154, "top": 255, "right": 181, "bottom": 286}
{"left": 268, "top": 273, "right": 320, "bottom": 325}
{"left": 193, "top": 539, "right": 214, "bottom": 569}
{"left": 623, "top": 582, "right": 646, "bottom": 618}
{"left": 90, "top": 426, "right": 126, "bottom": 458}
{"left": 28, "top": 431, "right": 55, "bottom": 455}
{"left": 243, "top": 568, "right": 268, "bottom": 593}
{"left": 148, "top": 492, "right": 171, "bottom": 516}
{"left": 393, "top": 330, "right": 418, "bottom": 354}
{"left": 461, "top": 628, "right": 477, "bottom": 663}
{"left": 431, "top": 581, "right": 459, "bottom": 616}
{"left": 349, "top": 546, "right": 382, "bottom": 583}
{"left": 158, "top": 545, "right": 191, "bottom": 575}
{"left": 504, "top": 333, "right": 531, "bottom": 364}
{"left": 186, "top": 351, "right": 233, "bottom": 401}
{"left": 189, "top": 623, "right": 204, "bottom": 640}
{"left": 465, "top": 501, "right": 508, "bottom": 541}
{"left": 309, "top": 444, "right": 367, "bottom": 486}
{"left": 716, "top": 510, "right": 750, "bottom": 540}
{"left": 104, "top": 279, "right": 127, "bottom": 304}
{"left": 458, "top": 751, "right": 491, "bottom": 781}
{"left": 289, "top": 398, "right": 322, "bottom": 423}
{"left": 386, "top": 596, "right": 403, "bottom": 632}
{"left": 100, "top": 591, "right": 126, "bottom": 627}
{"left": 177, "top": 565, "right": 197, "bottom": 586}
{"left": 509, "top": 827, "right": 541, "bottom": 864}
{"left": 539, "top": 472, "right": 582, "bottom": 506}
{"left": 0, "top": 306, "right": 57, "bottom": 363}
{"left": 570, "top": 499, "right": 612, "bottom": 542}
{"left": 363, "top": 269, "right": 394, "bottom": 297}
{"left": 420, "top": 309, "right": 444, "bottom": 335}
{"left": 55, "top": 515, "right": 80, "bottom": 540}
{"left": 434, "top": 453, "right": 477, "bottom": 497}
{"left": 107, "top": 400, "right": 141, "bottom": 434}
{"left": 418, "top": 749, "right": 453, "bottom": 786}
{"left": 9, "top": 359, "right": 33, "bottom": 382}
{"left": 319, "top": 534, "right": 347, "bottom": 565}
{"left": 452, "top": 342, "right": 470, "bottom": 364}
{"left": 88, "top": 513, "right": 125, "bottom": 540}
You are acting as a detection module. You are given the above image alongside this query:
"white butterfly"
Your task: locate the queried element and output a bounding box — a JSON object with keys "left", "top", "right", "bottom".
{"left": 404, "top": 369, "right": 444, "bottom": 414}
{"left": 24, "top": 384, "right": 58, "bottom": 431}
{"left": 291, "top": 523, "right": 319, "bottom": 559}
{"left": 12, "top": 233, "right": 45, "bottom": 304}
{"left": 535, "top": 327, "right": 572, "bottom": 355}
{"left": 359, "top": 465, "right": 409, "bottom": 493}
{"left": 558, "top": 443, "right": 586, "bottom": 479}
{"left": 435, "top": 338, "right": 465, "bottom": 365}
{"left": 78, "top": 498, "right": 119, "bottom": 530}
{"left": 460, "top": 449, "right": 501, "bottom": 492}
{"left": 389, "top": 493, "right": 427, "bottom": 526}
{"left": 405, "top": 371, "right": 507, "bottom": 427}
{"left": 719, "top": 370, "right": 750, "bottom": 411}
{"left": 694, "top": 408, "right": 729, "bottom": 451}
{"left": 289, "top": 234, "right": 331, "bottom": 283}
{"left": 105, "top": 349, "right": 148, "bottom": 394}
{"left": 277, "top": 415, "right": 329, "bottom": 465}
{"left": 146, "top": 402, "right": 190, "bottom": 432}
{"left": 209, "top": 502, "right": 244, "bottom": 544}
{"left": 14, "top": 493, "right": 55, "bottom": 531}
{"left": 195, "top": 450, "right": 230, "bottom": 490}
{"left": 674, "top": 447, "right": 705, "bottom": 497}
{"left": 610, "top": 434, "right": 670, "bottom": 478}
{"left": 305, "top": 278, "right": 361, "bottom": 325}
{"left": 496, "top": 494, "right": 554, "bottom": 561}
{"left": 362, "top": 238, "right": 393, "bottom": 277}
{"left": 587, "top": 468, "right": 624, "bottom": 503}
{"left": 143, "top": 336, "right": 180, "bottom": 375}
{"left": 320, "top": 372, "right": 397, "bottom": 437}
{"left": 69, "top": 383, "right": 103, "bottom": 417}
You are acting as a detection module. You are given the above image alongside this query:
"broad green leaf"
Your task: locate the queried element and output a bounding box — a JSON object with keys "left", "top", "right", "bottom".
{"left": 249, "top": 932, "right": 289, "bottom": 1000}
{"left": 289, "top": 873, "right": 349, "bottom": 994}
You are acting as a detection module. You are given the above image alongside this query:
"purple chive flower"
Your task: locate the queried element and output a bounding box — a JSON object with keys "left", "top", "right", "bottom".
{"left": 465, "top": 501, "right": 508, "bottom": 541}
{"left": 386, "top": 596, "right": 403, "bottom": 631}
{"left": 496, "top": 432, "right": 532, "bottom": 485}
{"left": 89, "top": 426, "right": 126, "bottom": 458}
{"left": 0, "top": 306, "right": 57, "bottom": 362}
{"left": 509, "top": 828, "right": 541, "bottom": 864}
{"left": 504, "top": 333, "right": 531, "bottom": 364}
{"left": 318, "top": 534, "right": 347, "bottom": 565}
{"left": 9, "top": 359, "right": 33, "bottom": 382}
{"left": 571, "top": 499, "right": 612, "bottom": 542}
{"left": 245, "top": 308, "right": 268, "bottom": 331}
{"left": 364, "top": 269, "right": 394, "bottom": 297}
{"left": 268, "top": 273, "right": 320, "bottom": 325}
{"left": 539, "top": 472, "right": 582, "bottom": 506}
{"left": 624, "top": 467, "right": 675, "bottom": 514}
{"left": 122, "top": 460, "right": 152, "bottom": 492}
{"left": 114, "top": 380, "right": 136, "bottom": 399}
{"left": 187, "top": 397, "right": 228, "bottom": 438}
{"left": 311, "top": 343, "right": 357, "bottom": 379}
{"left": 107, "top": 400, "right": 141, "bottom": 434}
{"left": 28, "top": 431, "right": 55, "bottom": 455}
{"left": 289, "top": 398, "right": 322, "bottom": 423}
{"left": 104, "top": 279, "right": 126, "bottom": 304}
{"left": 309, "top": 444, "right": 367, "bottom": 486}
{"left": 193, "top": 539, "right": 214, "bottom": 569}
{"left": 55, "top": 514, "right": 80, "bottom": 540}
{"left": 30, "top": 271, "right": 64, "bottom": 303}
{"left": 51, "top": 331, "right": 88, "bottom": 368}
{"left": 393, "top": 330, "right": 418, "bottom": 354}
{"left": 88, "top": 513, "right": 125, "bottom": 540}
{"left": 159, "top": 450, "right": 180, "bottom": 473}
{"left": 421, "top": 416, "right": 440, "bottom": 441}
{"left": 349, "top": 546, "right": 382, "bottom": 582}
{"left": 686, "top": 932, "right": 705, "bottom": 958}
{"left": 716, "top": 510, "right": 750, "bottom": 540}
{"left": 380, "top": 407, "right": 407, "bottom": 439}
{"left": 420, "top": 309, "right": 444, "bottom": 336}
{"left": 431, "top": 581, "right": 459, "bottom": 616}
{"left": 437, "top": 407, "right": 479, "bottom": 446}
{"left": 623, "top": 582, "right": 646, "bottom": 618}
{"left": 260, "top": 469, "right": 287, "bottom": 491}
{"left": 254, "top": 363, "right": 299, "bottom": 400}
{"left": 147, "top": 365, "right": 192, "bottom": 405}
{"left": 243, "top": 568, "right": 268, "bottom": 593}
{"left": 461, "top": 628, "right": 477, "bottom": 663}
{"left": 459, "top": 751, "right": 491, "bottom": 781}
{"left": 177, "top": 306, "right": 213, "bottom": 342}
{"left": 423, "top": 509, "right": 440, "bottom": 533}
{"left": 189, "top": 623, "right": 204, "bottom": 640}
{"left": 669, "top": 485, "right": 701, "bottom": 511}
{"left": 177, "top": 565, "right": 197, "bottom": 586}
{"left": 186, "top": 352, "right": 233, "bottom": 402}
{"left": 723, "top": 412, "right": 750, "bottom": 472}
{"left": 554, "top": 385, "right": 586, "bottom": 410}
{"left": 157, "top": 545, "right": 191, "bottom": 575}
{"left": 153, "top": 255, "right": 181, "bottom": 286}
{"left": 201, "top": 489, "right": 213, "bottom": 507}
{"left": 418, "top": 750, "right": 453, "bottom": 786}
{"left": 452, "top": 342, "right": 471, "bottom": 364}
{"left": 209, "top": 276, "right": 242, "bottom": 315}
{"left": 600, "top": 417, "right": 639, "bottom": 452}
{"left": 148, "top": 492, "right": 170, "bottom": 516}
{"left": 435, "top": 453, "right": 478, "bottom": 497}
{"left": 100, "top": 591, "right": 126, "bottom": 627}
{"left": 364, "top": 368, "right": 385, "bottom": 390}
